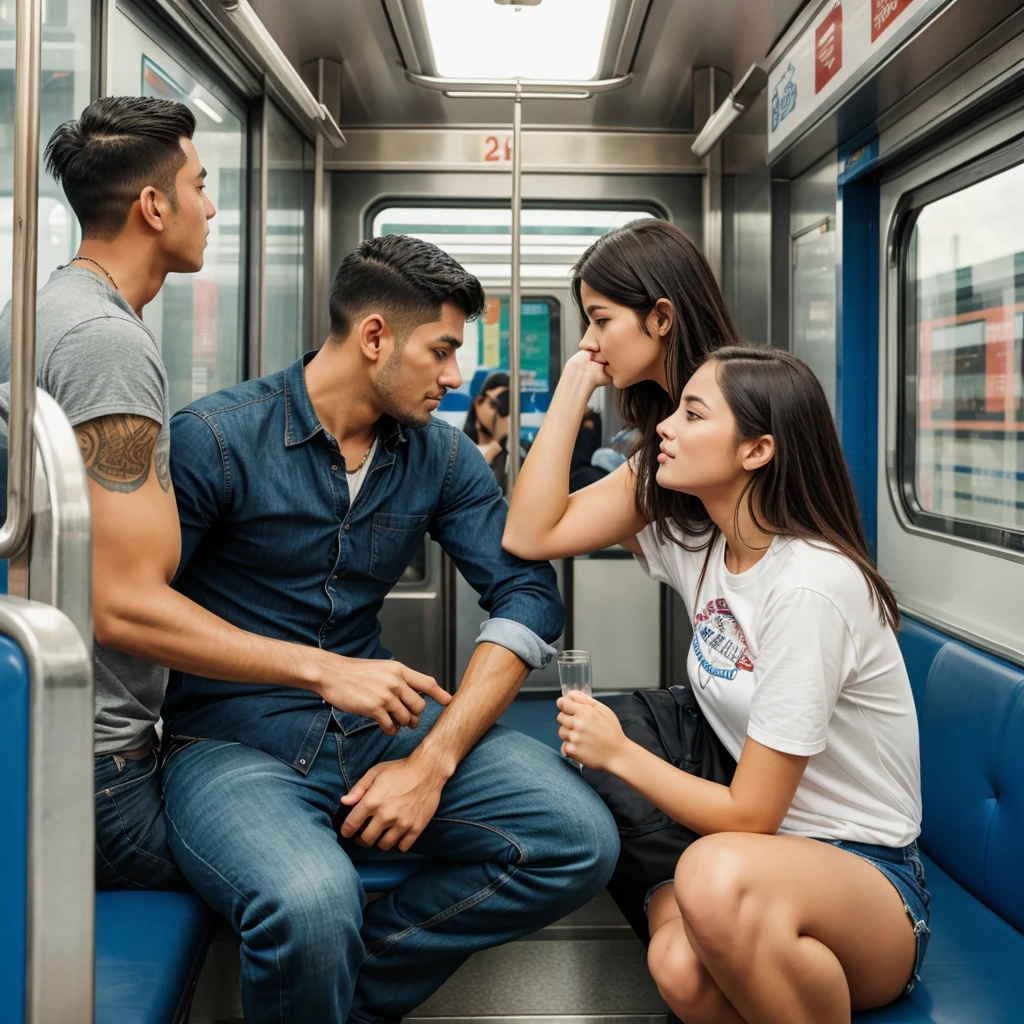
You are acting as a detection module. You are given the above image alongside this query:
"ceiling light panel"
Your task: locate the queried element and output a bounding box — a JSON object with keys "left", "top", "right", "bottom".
{"left": 420, "top": 0, "right": 613, "bottom": 82}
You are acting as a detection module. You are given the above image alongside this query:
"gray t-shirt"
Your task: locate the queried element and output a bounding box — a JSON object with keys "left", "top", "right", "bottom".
{"left": 0, "top": 265, "right": 171, "bottom": 754}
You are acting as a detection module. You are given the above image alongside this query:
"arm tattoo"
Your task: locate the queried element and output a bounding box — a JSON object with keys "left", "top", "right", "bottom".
{"left": 75, "top": 415, "right": 162, "bottom": 494}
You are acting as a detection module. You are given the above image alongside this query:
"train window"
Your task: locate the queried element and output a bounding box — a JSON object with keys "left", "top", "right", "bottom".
{"left": 899, "top": 161, "right": 1024, "bottom": 553}
{"left": 0, "top": 0, "right": 92, "bottom": 312}
{"left": 262, "top": 101, "right": 314, "bottom": 375}
{"left": 791, "top": 219, "right": 836, "bottom": 415}
{"left": 108, "top": 4, "right": 247, "bottom": 413}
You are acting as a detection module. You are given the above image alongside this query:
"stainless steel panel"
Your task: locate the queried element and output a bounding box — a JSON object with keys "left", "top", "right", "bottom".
{"left": 327, "top": 129, "right": 703, "bottom": 175}
{"left": 694, "top": 68, "right": 731, "bottom": 284}
{"left": 378, "top": 539, "right": 448, "bottom": 685}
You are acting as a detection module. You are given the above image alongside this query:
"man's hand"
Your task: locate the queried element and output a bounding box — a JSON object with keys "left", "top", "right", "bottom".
{"left": 315, "top": 656, "right": 451, "bottom": 736}
{"left": 338, "top": 757, "right": 446, "bottom": 852}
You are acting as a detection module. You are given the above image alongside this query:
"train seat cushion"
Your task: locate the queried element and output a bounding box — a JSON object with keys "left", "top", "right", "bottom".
{"left": 852, "top": 852, "right": 1024, "bottom": 1023}
{"left": 895, "top": 618, "right": 949, "bottom": 707}
{"left": 914, "top": 639, "right": 1024, "bottom": 931}
{"left": 95, "top": 890, "right": 214, "bottom": 1024}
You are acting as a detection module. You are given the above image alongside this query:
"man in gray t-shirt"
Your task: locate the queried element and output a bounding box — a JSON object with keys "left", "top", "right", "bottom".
{"left": 0, "top": 96, "right": 213, "bottom": 890}
{"left": 1, "top": 264, "right": 172, "bottom": 744}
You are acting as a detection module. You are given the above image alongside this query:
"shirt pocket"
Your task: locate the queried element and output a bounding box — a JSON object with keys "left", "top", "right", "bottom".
{"left": 369, "top": 513, "right": 430, "bottom": 582}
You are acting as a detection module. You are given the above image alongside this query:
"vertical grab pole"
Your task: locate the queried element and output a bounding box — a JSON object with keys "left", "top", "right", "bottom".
{"left": 507, "top": 83, "right": 523, "bottom": 493}
{"left": 0, "top": 0, "right": 42, "bottom": 561}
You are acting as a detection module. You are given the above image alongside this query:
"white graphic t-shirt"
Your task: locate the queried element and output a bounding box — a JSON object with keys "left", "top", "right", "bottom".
{"left": 636, "top": 526, "right": 922, "bottom": 847}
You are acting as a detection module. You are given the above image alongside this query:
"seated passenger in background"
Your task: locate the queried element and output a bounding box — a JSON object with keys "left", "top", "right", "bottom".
{"left": 505, "top": 344, "right": 929, "bottom": 1021}
{"left": 159, "top": 234, "right": 619, "bottom": 1024}
{"left": 0, "top": 96, "right": 216, "bottom": 891}
{"left": 463, "top": 368, "right": 509, "bottom": 488}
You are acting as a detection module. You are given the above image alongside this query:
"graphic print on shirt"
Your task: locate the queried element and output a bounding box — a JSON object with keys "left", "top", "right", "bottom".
{"left": 692, "top": 598, "right": 755, "bottom": 687}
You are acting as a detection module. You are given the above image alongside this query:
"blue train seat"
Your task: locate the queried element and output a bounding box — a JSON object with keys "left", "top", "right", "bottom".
{"left": 95, "top": 892, "right": 214, "bottom": 1024}
{"left": 852, "top": 617, "right": 1024, "bottom": 1023}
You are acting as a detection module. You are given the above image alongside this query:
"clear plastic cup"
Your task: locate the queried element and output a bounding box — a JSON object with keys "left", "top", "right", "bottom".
{"left": 557, "top": 650, "right": 592, "bottom": 769}
{"left": 557, "top": 650, "right": 592, "bottom": 697}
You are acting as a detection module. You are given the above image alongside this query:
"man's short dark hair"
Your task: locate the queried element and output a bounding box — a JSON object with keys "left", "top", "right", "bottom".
{"left": 44, "top": 96, "right": 197, "bottom": 240}
{"left": 329, "top": 234, "right": 485, "bottom": 342}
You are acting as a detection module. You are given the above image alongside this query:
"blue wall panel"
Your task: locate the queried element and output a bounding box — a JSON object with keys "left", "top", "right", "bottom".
{"left": 836, "top": 146, "right": 881, "bottom": 553}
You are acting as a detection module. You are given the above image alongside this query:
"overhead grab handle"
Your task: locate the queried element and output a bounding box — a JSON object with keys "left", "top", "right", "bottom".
{"left": 219, "top": 0, "right": 346, "bottom": 148}
{"left": 691, "top": 64, "right": 768, "bottom": 158}
{"left": 0, "top": 0, "right": 43, "bottom": 561}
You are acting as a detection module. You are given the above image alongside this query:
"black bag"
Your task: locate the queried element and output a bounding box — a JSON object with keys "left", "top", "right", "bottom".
{"left": 581, "top": 685, "right": 737, "bottom": 887}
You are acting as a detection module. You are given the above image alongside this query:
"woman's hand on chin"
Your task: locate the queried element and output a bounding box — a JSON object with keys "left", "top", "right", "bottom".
{"left": 557, "top": 691, "right": 629, "bottom": 771}
{"left": 564, "top": 350, "right": 614, "bottom": 392}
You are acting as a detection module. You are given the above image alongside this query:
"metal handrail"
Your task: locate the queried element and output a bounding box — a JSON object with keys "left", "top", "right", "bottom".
{"left": 0, "top": 0, "right": 42, "bottom": 561}
{"left": 508, "top": 85, "right": 523, "bottom": 492}
{"left": 219, "top": 0, "right": 346, "bottom": 148}
{"left": 405, "top": 70, "right": 632, "bottom": 98}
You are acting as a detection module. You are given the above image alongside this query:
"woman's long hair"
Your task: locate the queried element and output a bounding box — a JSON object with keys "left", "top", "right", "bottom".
{"left": 463, "top": 371, "right": 509, "bottom": 443}
{"left": 694, "top": 346, "right": 900, "bottom": 630}
{"left": 571, "top": 219, "right": 739, "bottom": 534}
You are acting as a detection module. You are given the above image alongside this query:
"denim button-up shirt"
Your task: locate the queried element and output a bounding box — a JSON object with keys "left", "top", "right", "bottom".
{"left": 163, "top": 353, "right": 563, "bottom": 771}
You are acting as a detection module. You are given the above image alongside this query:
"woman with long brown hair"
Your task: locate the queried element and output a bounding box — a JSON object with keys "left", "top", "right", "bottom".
{"left": 505, "top": 344, "right": 928, "bottom": 1022}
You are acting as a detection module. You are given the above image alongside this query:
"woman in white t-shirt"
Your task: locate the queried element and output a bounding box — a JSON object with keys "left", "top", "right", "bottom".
{"left": 504, "top": 345, "right": 929, "bottom": 1022}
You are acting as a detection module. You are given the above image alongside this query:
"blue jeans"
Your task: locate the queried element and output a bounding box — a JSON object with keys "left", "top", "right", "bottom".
{"left": 161, "top": 702, "right": 619, "bottom": 1024}
{"left": 94, "top": 749, "right": 187, "bottom": 890}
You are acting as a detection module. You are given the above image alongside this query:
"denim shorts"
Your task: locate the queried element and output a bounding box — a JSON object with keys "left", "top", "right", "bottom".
{"left": 820, "top": 838, "right": 931, "bottom": 995}
{"left": 643, "top": 838, "right": 931, "bottom": 996}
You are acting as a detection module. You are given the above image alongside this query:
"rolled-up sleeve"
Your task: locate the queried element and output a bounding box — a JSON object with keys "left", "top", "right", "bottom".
{"left": 428, "top": 430, "right": 563, "bottom": 669}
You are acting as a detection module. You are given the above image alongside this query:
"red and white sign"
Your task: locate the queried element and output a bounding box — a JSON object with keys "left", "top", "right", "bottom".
{"left": 815, "top": 3, "right": 843, "bottom": 94}
{"left": 871, "top": 0, "right": 915, "bottom": 42}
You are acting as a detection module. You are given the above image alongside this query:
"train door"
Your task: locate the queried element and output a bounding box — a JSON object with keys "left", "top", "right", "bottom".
{"left": 354, "top": 198, "right": 690, "bottom": 692}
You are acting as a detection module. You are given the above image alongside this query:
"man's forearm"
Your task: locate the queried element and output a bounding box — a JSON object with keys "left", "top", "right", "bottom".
{"left": 96, "top": 580, "right": 322, "bottom": 691}
{"left": 409, "top": 641, "right": 528, "bottom": 779}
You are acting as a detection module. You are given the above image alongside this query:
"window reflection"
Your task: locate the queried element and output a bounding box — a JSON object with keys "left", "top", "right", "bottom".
{"left": 108, "top": 6, "right": 245, "bottom": 412}
{"left": 906, "top": 163, "right": 1024, "bottom": 540}
{"left": 263, "top": 101, "right": 314, "bottom": 374}
{"left": 0, "top": 0, "right": 91, "bottom": 310}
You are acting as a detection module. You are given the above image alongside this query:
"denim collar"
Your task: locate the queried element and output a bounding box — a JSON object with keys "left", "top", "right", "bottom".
{"left": 282, "top": 352, "right": 406, "bottom": 452}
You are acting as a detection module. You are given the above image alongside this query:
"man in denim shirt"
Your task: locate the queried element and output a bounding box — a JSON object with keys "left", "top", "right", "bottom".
{"left": 160, "top": 235, "right": 619, "bottom": 1024}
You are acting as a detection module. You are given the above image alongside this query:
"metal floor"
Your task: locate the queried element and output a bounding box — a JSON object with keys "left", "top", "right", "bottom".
{"left": 188, "top": 889, "right": 666, "bottom": 1024}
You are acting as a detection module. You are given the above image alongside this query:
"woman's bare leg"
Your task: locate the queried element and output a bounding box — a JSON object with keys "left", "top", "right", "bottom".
{"left": 673, "top": 833, "right": 918, "bottom": 1024}
{"left": 646, "top": 881, "right": 747, "bottom": 1023}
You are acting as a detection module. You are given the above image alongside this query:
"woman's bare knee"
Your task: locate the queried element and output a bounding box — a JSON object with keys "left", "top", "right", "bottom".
{"left": 675, "top": 835, "right": 759, "bottom": 959}
{"left": 648, "top": 921, "right": 714, "bottom": 1017}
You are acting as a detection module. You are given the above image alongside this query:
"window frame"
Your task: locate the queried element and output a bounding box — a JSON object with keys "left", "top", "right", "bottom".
{"left": 891, "top": 136, "right": 1024, "bottom": 560}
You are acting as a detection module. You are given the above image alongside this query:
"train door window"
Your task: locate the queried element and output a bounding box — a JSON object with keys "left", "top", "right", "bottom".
{"left": 262, "top": 100, "right": 314, "bottom": 375}
{"left": 371, "top": 205, "right": 653, "bottom": 431}
{"left": 0, "top": 0, "right": 92, "bottom": 315}
{"left": 108, "top": 4, "right": 246, "bottom": 413}
{"left": 791, "top": 218, "right": 836, "bottom": 415}
{"left": 899, "top": 159, "right": 1024, "bottom": 552}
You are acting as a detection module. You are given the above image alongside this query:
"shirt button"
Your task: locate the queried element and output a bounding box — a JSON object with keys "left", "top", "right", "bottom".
{"left": 299, "top": 758, "right": 306, "bottom": 765}
{"left": 331, "top": 464, "right": 338, "bottom": 471}
{"left": 329, "top": 619, "right": 336, "bottom": 625}
{"left": 343, "top": 524, "right": 351, "bottom": 531}
{"left": 332, "top": 575, "right": 338, "bottom": 580}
